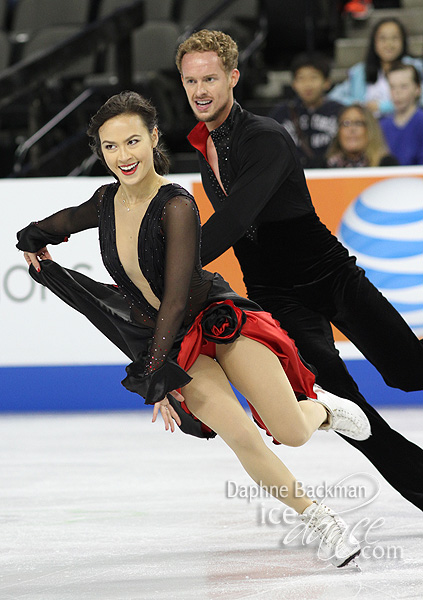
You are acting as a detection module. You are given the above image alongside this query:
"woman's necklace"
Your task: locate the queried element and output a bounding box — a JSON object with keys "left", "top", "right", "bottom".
{"left": 119, "top": 182, "right": 161, "bottom": 212}
{"left": 120, "top": 188, "right": 132, "bottom": 212}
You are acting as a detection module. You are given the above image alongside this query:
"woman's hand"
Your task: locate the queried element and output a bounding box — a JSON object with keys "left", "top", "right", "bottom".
{"left": 152, "top": 390, "right": 184, "bottom": 432}
{"left": 23, "top": 247, "right": 52, "bottom": 272}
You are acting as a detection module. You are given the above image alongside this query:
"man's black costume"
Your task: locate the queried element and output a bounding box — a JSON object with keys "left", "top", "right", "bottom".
{"left": 188, "top": 102, "right": 423, "bottom": 510}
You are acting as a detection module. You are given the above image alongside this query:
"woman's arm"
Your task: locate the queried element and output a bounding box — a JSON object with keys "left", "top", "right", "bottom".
{"left": 146, "top": 196, "right": 199, "bottom": 373}
{"left": 16, "top": 187, "right": 104, "bottom": 271}
{"left": 16, "top": 186, "right": 104, "bottom": 252}
{"left": 122, "top": 196, "right": 200, "bottom": 404}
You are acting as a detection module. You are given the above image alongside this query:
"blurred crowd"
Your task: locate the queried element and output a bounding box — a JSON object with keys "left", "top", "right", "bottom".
{"left": 268, "top": 16, "right": 423, "bottom": 169}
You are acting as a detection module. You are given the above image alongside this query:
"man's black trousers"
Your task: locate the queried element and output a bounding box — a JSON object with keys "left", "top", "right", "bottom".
{"left": 248, "top": 264, "right": 423, "bottom": 510}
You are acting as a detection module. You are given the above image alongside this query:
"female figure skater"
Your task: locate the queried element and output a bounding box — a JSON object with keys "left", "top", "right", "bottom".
{"left": 16, "top": 92, "right": 370, "bottom": 569}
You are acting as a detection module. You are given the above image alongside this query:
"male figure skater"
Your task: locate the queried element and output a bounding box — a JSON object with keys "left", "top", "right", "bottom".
{"left": 175, "top": 29, "right": 423, "bottom": 510}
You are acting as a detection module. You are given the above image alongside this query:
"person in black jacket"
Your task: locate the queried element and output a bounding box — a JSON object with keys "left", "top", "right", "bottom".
{"left": 269, "top": 52, "right": 343, "bottom": 169}
{"left": 176, "top": 29, "right": 423, "bottom": 511}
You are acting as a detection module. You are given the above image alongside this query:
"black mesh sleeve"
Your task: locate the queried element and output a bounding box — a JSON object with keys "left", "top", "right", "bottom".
{"left": 16, "top": 186, "right": 104, "bottom": 252}
{"left": 122, "top": 196, "right": 200, "bottom": 404}
{"left": 146, "top": 196, "right": 199, "bottom": 372}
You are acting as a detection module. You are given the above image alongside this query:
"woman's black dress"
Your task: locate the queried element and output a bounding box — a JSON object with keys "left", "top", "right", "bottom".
{"left": 16, "top": 183, "right": 316, "bottom": 439}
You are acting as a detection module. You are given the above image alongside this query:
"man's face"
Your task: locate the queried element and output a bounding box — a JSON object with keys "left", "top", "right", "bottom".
{"left": 292, "top": 66, "right": 329, "bottom": 109}
{"left": 180, "top": 51, "right": 239, "bottom": 130}
{"left": 388, "top": 69, "right": 420, "bottom": 114}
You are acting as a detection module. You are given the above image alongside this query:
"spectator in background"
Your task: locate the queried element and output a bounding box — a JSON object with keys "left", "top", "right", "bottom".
{"left": 328, "top": 17, "right": 423, "bottom": 116}
{"left": 269, "top": 53, "right": 343, "bottom": 169}
{"left": 380, "top": 62, "right": 423, "bottom": 165}
{"left": 326, "top": 103, "right": 398, "bottom": 167}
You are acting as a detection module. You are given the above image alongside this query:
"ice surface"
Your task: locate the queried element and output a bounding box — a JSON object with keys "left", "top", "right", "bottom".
{"left": 0, "top": 408, "right": 422, "bottom": 599}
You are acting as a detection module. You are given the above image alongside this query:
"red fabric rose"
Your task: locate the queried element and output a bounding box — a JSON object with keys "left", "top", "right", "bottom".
{"left": 201, "top": 300, "right": 246, "bottom": 344}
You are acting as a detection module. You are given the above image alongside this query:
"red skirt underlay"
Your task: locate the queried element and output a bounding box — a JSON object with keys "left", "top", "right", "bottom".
{"left": 176, "top": 307, "right": 317, "bottom": 444}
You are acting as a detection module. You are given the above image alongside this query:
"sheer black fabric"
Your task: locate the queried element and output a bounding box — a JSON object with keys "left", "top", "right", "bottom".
{"left": 97, "top": 184, "right": 214, "bottom": 388}
{"left": 16, "top": 189, "right": 102, "bottom": 250}
{"left": 16, "top": 183, "right": 217, "bottom": 405}
{"left": 27, "top": 258, "right": 214, "bottom": 438}
{"left": 136, "top": 188, "right": 213, "bottom": 373}
{"left": 17, "top": 181, "right": 319, "bottom": 441}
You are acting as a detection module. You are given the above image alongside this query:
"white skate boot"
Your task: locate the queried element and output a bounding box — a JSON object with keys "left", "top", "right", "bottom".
{"left": 313, "top": 384, "right": 371, "bottom": 441}
{"left": 301, "top": 502, "right": 361, "bottom": 568}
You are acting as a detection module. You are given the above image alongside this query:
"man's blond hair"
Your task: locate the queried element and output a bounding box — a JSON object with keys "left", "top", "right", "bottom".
{"left": 175, "top": 29, "right": 239, "bottom": 74}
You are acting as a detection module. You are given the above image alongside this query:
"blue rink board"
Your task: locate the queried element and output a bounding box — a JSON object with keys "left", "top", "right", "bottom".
{"left": 1, "top": 360, "right": 423, "bottom": 413}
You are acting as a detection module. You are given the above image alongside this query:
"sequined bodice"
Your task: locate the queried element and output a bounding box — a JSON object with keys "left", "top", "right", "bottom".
{"left": 99, "top": 182, "right": 157, "bottom": 324}
{"left": 99, "top": 182, "right": 213, "bottom": 333}
{"left": 20, "top": 181, "right": 213, "bottom": 376}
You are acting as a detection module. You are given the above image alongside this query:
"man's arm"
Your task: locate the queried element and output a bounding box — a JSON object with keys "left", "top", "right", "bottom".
{"left": 200, "top": 128, "right": 295, "bottom": 266}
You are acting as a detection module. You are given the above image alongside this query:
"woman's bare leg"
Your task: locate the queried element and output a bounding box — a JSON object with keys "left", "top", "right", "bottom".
{"left": 216, "top": 335, "right": 326, "bottom": 445}
{"left": 183, "top": 354, "right": 312, "bottom": 514}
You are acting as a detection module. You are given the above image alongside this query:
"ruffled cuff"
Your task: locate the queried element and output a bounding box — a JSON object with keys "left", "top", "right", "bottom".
{"left": 16, "top": 223, "right": 70, "bottom": 252}
{"left": 121, "top": 359, "right": 192, "bottom": 405}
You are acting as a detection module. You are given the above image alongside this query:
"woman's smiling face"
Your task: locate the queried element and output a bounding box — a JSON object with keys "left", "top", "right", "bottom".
{"left": 374, "top": 21, "right": 403, "bottom": 65}
{"left": 99, "top": 113, "right": 158, "bottom": 184}
{"left": 338, "top": 107, "right": 368, "bottom": 157}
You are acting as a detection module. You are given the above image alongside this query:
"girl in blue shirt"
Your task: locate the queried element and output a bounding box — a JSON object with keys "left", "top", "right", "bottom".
{"left": 329, "top": 17, "right": 423, "bottom": 115}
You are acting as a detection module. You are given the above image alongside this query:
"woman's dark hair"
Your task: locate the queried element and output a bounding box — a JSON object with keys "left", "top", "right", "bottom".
{"left": 87, "top": 91, "right": 170, "bottom": 175}
{"left": 365, "top": 18, "right": 408, "bottom": 84}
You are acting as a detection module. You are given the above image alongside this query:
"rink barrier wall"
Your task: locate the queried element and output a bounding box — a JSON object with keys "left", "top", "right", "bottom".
{"left": 2, "top": 168, "right": 423, "bottom": 412}
{"left": 2, "top": 360, "right": 423, "bottom": 413}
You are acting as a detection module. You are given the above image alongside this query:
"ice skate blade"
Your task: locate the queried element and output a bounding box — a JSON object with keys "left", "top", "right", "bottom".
{"left": 337, "top": 550, "right": 361, "bottom": 569}
{"left": 350, "top": 559, "right": 361, "bottom": 572}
